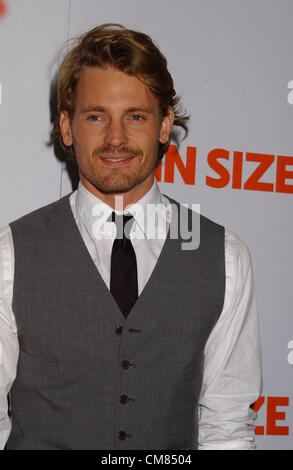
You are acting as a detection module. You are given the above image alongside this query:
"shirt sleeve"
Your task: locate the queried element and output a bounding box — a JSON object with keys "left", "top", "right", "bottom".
{"left": 198, "top": 228, "right": 262, "bottom": 450}
{"left": 0, "top": 226, "right": 19, "bottom": 450}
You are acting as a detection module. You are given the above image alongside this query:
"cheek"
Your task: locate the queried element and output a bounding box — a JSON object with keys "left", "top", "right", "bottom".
{"left": 140, "top": 141, "right": 159, "bottom": 166}
{"left": 72, "top": 127, "right": 98, "bottom": 154}
{"left": 72, "top": 118, "right": 96, "bottom": 141}
{"left": 136, "top": 129, "right": 160, "bottom": 151}
{"left": 74, "top": 126, "right": 92, "bottom": 143}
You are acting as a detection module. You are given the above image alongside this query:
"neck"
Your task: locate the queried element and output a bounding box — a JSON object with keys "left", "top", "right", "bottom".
{"left": 79, "top": 174, "right": 154, "bottom": 210}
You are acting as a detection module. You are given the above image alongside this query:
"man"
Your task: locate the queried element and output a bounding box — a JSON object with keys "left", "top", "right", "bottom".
{"left": 0, "top": 24, "right": 262, "bottom": 450}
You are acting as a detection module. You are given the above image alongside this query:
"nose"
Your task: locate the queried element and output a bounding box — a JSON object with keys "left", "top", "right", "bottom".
{"left": 104, "top": 118, "right": 128, "bottom": 148}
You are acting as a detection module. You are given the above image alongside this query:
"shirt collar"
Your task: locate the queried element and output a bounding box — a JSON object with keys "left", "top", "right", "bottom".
{"left": 75, "top": 179, "right": 171, "bottom": 241}
{"left": 75, "top": 181, "right": 112, "bottom": 240}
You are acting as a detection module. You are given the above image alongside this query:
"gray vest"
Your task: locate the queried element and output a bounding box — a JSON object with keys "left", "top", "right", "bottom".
{"left": 6, "top": 194, "right": 225, "bottom": 450}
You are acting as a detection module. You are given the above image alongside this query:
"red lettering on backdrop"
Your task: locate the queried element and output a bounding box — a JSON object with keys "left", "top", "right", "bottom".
{"left": 205, "top": 148, "right": 230, "bottom": 188}
{"left": 232, "top": 151, "right": 243, "bottom": 189}
{"left": 276, "top": 156, "right": 293, "bottom": 193}
{"left": 0, "top": 1, "right": 7, "bottom": 18}
{"left": 267, "top": 397, "right": 289, "bottom": 436}
{"left": 252, "top": 396, "right": 290, "bottom": 436}
{"left": 243, "top": 153, "right": 275, "bottom": 192}
{"left": 155, "top": 145, "right": 293, "bottom": 194}
{"left": 155, "top": 145, "right": 196, "bottom": 185}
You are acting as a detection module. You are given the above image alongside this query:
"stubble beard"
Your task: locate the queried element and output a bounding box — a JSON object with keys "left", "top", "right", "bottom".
{"left": 78, "top": 144, "right": 159, "bottom": 195}
{"left": 86, "top": 167, "right": 154, "bottom": 195}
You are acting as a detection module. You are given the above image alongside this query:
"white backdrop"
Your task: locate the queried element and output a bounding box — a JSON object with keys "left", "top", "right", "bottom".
{"left": 0, "top": 0, "right": 292, "bottom": 450}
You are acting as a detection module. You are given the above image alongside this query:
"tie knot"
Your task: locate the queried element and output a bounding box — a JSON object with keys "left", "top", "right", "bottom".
{"left": 111, "top": 212, "right": 134, "bottom": 239}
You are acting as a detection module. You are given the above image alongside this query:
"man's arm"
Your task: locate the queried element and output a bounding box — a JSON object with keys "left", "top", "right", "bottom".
{"left": 198, "top": 229, "right": 262, "bottom": 450}
{"left": 0, "top": 226, "right": 18, "bottom": 449}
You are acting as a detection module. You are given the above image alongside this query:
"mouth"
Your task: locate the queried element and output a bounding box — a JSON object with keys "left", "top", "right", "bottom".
{"left": 99, "top": 154, "right": 136, "bottom": 167}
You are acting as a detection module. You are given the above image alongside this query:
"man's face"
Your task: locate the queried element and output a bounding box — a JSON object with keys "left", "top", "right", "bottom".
{"left": 60, "top": 66, "right": 174, "bottom": 201}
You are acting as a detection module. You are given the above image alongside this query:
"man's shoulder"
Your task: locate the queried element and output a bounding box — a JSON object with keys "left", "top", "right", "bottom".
{"left": 0, "top": 225, "right": 13, "bottom": 257}
{"left": 9, "top": 193, "right": 73, "bottom": 232}
{"left": 224, "top": 227, "right": 252, "bottom": 267}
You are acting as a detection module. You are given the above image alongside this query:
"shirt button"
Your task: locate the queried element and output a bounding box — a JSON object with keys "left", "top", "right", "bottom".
{"left": 119, "top": 431, "right": 126, "bottom": 440}
{"left": 120, "top": 394, "right": 128, "bottom": 404}
{"left": 115, "top": 326, "right": 123, "bottom": 335}
{"left": 121, "top": 360, "right": 130, "bottom": 369}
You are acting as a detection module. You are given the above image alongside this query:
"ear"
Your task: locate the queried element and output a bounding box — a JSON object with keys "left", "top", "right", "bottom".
{"left": 159, "top": 106, "right": 175, "bottom": 144}
{"left": 59, "top": 111, "right": 73, "bottom": 147}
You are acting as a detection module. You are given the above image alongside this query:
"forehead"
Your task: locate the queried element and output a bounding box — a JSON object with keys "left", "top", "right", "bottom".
{"left": 73, "top": 66, "right": 159, "bottom": 110}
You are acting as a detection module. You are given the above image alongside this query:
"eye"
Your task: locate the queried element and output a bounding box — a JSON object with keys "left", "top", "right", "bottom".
{"left": 130, "top": 114, "right": 145, "bottom": 121}
{"left": 88, "top": 114, "right": 102, "bottom": 121}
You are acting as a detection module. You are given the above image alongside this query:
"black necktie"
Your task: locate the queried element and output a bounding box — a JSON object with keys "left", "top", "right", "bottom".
{"left": 110, "top": 213, "right": 138, "bottom": 318}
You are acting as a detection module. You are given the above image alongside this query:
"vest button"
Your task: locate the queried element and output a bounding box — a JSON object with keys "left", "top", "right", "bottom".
{"left": 116, "top": 326, "right": 123, "bottom": 335}
{"left": 121, "top": 360, "right": 130, "bottom": 369}
{"left": 119, "top": 431, "right": 126, "bottom": 440}
{"left": 120, "top": 394, "right": 128, "bottom": 404}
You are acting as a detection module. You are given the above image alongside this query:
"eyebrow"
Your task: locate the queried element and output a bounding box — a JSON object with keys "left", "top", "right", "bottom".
{"left": 126, "top": 107, "right": 154, "bottom": 114}
{"left": 80, "top": 106, "right": 154, "bottom": 114}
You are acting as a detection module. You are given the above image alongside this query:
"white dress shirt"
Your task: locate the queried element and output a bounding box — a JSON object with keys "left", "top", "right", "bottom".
{"left": 0, "top": 180, "right": 262, "bottom": 450}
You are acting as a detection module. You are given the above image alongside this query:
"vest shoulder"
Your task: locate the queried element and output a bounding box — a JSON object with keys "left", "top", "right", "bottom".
{"left": 9, "top": 194, "right": 73, "bottom": 232}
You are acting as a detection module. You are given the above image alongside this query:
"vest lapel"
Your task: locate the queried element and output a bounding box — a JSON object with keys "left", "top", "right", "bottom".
{"left": 63, "top": 195, "right": 180, "bottom": 324}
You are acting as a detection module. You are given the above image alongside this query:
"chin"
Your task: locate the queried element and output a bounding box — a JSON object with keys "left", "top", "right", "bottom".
{"left": 91, "top": 175, "right": 145, "bottom": 195}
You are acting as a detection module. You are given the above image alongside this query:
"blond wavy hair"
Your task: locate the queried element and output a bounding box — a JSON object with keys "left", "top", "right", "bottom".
{"left": 53, "top": 23, "right": 189, "bottom": 160}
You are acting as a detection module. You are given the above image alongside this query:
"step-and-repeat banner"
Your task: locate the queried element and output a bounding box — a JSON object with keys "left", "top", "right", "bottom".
{"left": 0, "top": 0, "right": 292, "bottom": 450}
